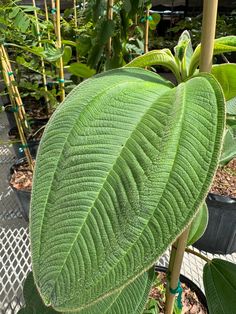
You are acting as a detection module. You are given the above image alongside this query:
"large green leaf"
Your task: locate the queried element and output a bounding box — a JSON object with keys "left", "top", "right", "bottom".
{"left": 203, "top": 259, "right": 236, "bottom": 314}
{"left": 189, "top": 36, "right": 236, "bottom": 76}
{"left": 30, "top": 68, "right": 225, "bottom": 312}
{"left": 211, "top": 64, "right": 236, "bottom": 101}
{"left": 124, "top": 49, "right": 181, "bottom": 83}
{"left": 187, "top": 202, "right": 208, "bottom": 246}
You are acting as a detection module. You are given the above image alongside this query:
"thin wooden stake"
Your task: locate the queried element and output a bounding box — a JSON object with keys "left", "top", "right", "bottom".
{"left": 144, "top": 7, "right": 150, "bottom": 54}
{"left": 0, "top": 46, "right": 27, "bottom": 123}
{"left": 164, "top": 227, "right": 190, "bottom": 314}
{"left": 44, "top": 0, "right": 51, "bottom": 40}
{"left": 55, "top": 0, "right": 65, "bottom": 101}
{"left": 32, "top": 0, "right": 50, "bottom": 114}
{"left": 107, "top": 0, "right": 113, "bottom": 58}
{"left": 0, "top": 46, "right": 34, "bottom": 170}
{"left": 199, "top": 0, "right": 219, "bottom": 72}
{"left": 74, "top": 0, "right": 78, "bottom": 28}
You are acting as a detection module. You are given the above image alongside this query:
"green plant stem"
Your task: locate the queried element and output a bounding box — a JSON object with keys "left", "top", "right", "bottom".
{"left": 185, "top": 247, "right": 211, "bottom": 263}
{"left": 164, "top": 226, "right": 190, "bottom": 314}
{"left": 74, "top": 0, "right": 77, "bottom": 28}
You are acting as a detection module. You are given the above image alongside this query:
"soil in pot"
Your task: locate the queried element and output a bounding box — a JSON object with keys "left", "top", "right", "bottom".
{"left": 10, "top": 158, "right": 35, "bottom": 221}
{"left": 210, "top": 157, "right": 236, "bottom": 197}
{"left": 144, "top": 267, "right": 208, "bottom": 314}
{"left": 23, "top": 96, "right": 50, "bottom": 121}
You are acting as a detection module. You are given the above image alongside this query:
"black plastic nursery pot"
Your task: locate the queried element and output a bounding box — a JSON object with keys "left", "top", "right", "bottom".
{"left": 193, "top": 193, "right": 236, "bottom": 255}
{"left": 155, "top": 266, "right": 209, "bottom": 313}
{"left": 9, "top": 158, "right": 32, "bottom": 222}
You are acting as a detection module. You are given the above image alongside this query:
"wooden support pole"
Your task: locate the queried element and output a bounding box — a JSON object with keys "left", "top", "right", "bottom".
{"left": 55, "top": 0, "right": 65, "bottom": 101}
{"left": 74, "top": 0, "right": 78, "bottom": 28}
{"left": 199, "top": 0, "right": 219, "bottom": 72}
{"left": 164, "top": 227, "right": 190, "bottom": 314}
{"left": 144, "top": 7, "right": 150, "bottom": 54}
{"left": 44, "top": 0, "right": 51, "bottom": 40}
{"left": 107, "top": 0, "right": 113, "bottom": 58}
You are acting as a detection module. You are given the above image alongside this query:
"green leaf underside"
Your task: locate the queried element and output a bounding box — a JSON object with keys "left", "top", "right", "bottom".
{"left": 124, "top": 49, "right": 180, "bottom": 82}
{"left": 189, "top": 36, "right": 236, "bottom": 76}
{"left": 70, "top": 269, "right": 154, "bottom": 314}
{"left": 211, "top": 64, "right": 236, "bottom": 101}
{"left": 30, "top": 68, "right": 224, "bottom": 312}
{"left": 226, "top": 96, "right": 236, "bottom": 115}
{"left": 220, "top": 126, "right": 236, "bottom": 165}
{"left": 187, "top": 202, "right": 208, "bottom": 246}
{"left": 203, "top": 259, "right": 236, "bottom": 314}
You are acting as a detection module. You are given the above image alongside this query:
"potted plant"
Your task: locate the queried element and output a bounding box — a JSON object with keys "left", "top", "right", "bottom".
{"left": 17, "top": 11, "right": 236, "bottom": 312}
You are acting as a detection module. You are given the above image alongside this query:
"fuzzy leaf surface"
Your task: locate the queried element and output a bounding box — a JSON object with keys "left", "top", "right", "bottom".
{"left": 125, "top": 49, "right": 181, "bottom": 82}
{"left": 211, "top": 64, "right": 236, "bottom": 101}
{"left": 30, "top": 68, "right": 225, "bottom": 312}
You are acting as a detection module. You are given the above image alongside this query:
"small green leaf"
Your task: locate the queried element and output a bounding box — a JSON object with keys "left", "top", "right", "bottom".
{"left": 203, "top": 259, "right": 236, "bottom": 314}
{"left": 9, "top": 6, "right": 20, "bottom": 18}
{"left": 125, "top": 49, "right": 181, "bottom": 82}
{"left": 187, "top": 202, "right": 208, "bottom": 246}
{"left": 68, "top": 63, "right": 96, "bottom": 78}
{"left": 174, "top": 30, "right": 193, "bottom": 79}
{"left": 189, "top": 36, "right": 236, "bottom": 76}
{"left": 211, "top": 64, "right": 236, "bottom": 101}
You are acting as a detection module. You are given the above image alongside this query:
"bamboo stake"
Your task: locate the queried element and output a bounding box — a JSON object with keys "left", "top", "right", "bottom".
{"left": 164, "top": 227, "right": 190, "bottom": 314}
{"left": 0, "top": 46, "right": 34, "bottom": 170}
{"left": 55, "top": 0, "right": 65, "bottom": 101}
{"left": 74, "top": 0, "right": 78, "bottom": 28}
{"left": 0, "top": 46, "right": 27, "bottom": 124}
{"left": 144, "top": 7, "right": 150, "bottom": 54}
{"left": 107, "top": 0, "right": 113, "bottom": 58}
{"left": 44, "top": 0, "right": 51, "bottom": 40}
{"left": 51, "top": 0, "right": 57, "bottom": 32}
{"left": 199, "top": 0, "right": 219, "bottom": 72}
{"left": 32, "top": 0, "right": 50, "bottom": 114}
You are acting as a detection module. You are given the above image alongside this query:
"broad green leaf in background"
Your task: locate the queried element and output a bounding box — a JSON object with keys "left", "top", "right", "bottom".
{"left": 189, "top": 36, "right": 236, "bottom": 76}
{"left": 30, "top": 68, "right": 224, "bottom": 312}
{"left": 125, "top": 49, "right": 181, "bottom": 82}
{"left": 68, "top": 63, "right": 96, "bottom": 78}
{"left": 174, "top": 30, "right": 193, "bottom": 80}
{"left": 226, "top": 96, "right": 236, "bottom": 115}
{"left": 62, "top": 46, "right": 72, "bottom": 66}
{"left": 187, "top": 202, "right": 208, "bottom": 246}
{"left": 211, "top": 64, "right": 236, "bottom": 101}
{"left": 203, "top": 259, "right": 236, "bottom": 314}
{"left": 219, "top": 126, "right": 236, "bottom": 166}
